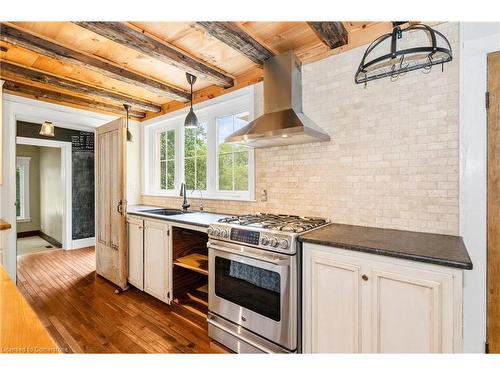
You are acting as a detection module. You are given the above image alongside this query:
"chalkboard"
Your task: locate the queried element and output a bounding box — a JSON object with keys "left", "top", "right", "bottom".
{"left": 72, "top": 151, "right": 95, "bottom": 239}
{"left": 71, "top": 133, "right": 94, "bottom": 152}
{"left": 17, "top": 121, "right": 96, "bottom": 240}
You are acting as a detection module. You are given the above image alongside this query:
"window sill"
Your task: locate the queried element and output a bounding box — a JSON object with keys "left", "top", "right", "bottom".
{"left": 17, "top": 218, "right": 31, "bottom": 223}
{"left": 144, "top": 193, "right": 256, "bottom": 203}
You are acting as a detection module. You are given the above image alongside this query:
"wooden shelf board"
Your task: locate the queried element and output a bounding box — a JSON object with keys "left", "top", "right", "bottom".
{"left": 173, "top": 292, "right": 208, "bottom": 319}
{"left": 173, "top": 253, "right": 208, "bottom": 276}
{"left": 187, "top": 284, "right": 208, "bottom": 307}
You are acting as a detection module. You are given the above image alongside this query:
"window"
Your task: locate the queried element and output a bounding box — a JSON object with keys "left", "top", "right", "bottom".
{"left": 184, "top": 122, "right": 207, "bottom": 191}
{"left": 159, "top": 129, "right": 175, "bottom": 190}
{"left": 145, "top": 86, "right": 254, "bottom": 200}
{"left": 16, "top": 156, "right": 31, "bottom": 221}
{"left": 217, "top": 113, "right": 249, "bottom": 191}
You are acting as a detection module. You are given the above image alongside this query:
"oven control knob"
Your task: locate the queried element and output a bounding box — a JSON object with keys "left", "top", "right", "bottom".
{"left": 221, "top": 229, "right": 228, "bottom": 238}
{"left": 270, "top": 237, "right": 279, "bottom": 247}
{"left": 261, "top": 236, "right": 270, "bottom": 245}
{"left": 279, "top": 239, "right": 289, "bottom": 249}
{"left": 207, "top": 227, "right": 214, "bottom": 235}
{"left": 214, "top": 228, "right": 221, "bottom": 236}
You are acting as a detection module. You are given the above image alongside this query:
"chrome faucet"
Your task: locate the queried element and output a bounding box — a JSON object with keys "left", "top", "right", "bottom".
{"left": 179, "top": 182, "right": 190, "bottom": 211}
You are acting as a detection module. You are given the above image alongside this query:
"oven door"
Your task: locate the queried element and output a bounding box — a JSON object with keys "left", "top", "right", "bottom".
{"left": 208, "top": 239, "right": 296, "bottom": 351}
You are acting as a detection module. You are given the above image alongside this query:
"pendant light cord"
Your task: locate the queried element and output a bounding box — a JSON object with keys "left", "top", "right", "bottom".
{"left": 124, "top": 103, "right": 132, "bottom": 142}
{"left": 186, "top": 72, "right": 197, "bottom": 109}
{"left": 190, "top": 80, "right": 194, "bottom": 110}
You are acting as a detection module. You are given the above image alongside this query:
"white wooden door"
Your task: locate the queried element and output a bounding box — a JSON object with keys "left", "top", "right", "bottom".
{"left": 144, "top": 218, "right": 171, "bottom": 303}
{"left": 127, "top": 216, "right": 144, "bottom": 290}
{"left": 303, "top": 247, "right": 364, "bottom": 353}
{"left": 367, "top": 260, "right": 459, "bottom": 353}
{"left": 95, "top": 118, "right": 128, "bottom": 289}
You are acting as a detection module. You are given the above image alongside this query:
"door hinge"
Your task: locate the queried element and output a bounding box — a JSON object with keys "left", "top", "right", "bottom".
{"left": 485, "top": 341, "right": 490, "bottom": 353}
{"left": 486, "top": 91, "right": 490, "bottom": 109}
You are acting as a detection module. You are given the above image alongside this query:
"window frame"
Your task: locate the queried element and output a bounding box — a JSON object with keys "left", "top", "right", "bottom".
{"left": 143, "top": 86, "right": 255, "bottom": 201}
{"left": 16, "top": 156, "right": 31, "bottom": 222}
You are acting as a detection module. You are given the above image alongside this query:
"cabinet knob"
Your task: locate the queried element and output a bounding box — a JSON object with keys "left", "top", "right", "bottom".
{"left": 362, "top": 274, "right": 369, "bottom": 281}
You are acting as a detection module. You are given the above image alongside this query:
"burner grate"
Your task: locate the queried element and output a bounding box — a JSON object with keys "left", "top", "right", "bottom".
{"left": 218, "top": 213, "right": 329, "bottom": 233}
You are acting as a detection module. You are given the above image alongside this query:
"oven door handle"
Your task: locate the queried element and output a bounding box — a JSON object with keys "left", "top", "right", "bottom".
{"left": 207, "top": 242, "right": 290, "bottom": 266}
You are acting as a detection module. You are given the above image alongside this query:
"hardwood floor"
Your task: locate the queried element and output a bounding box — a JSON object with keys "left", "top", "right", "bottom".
{"left": 16, "top": 247, "right": 228, "bottom": 354}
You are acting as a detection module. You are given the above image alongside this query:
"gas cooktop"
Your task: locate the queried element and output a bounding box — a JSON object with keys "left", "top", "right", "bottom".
{"left": 217, "top": 212, "right": 330, "bottom": 233}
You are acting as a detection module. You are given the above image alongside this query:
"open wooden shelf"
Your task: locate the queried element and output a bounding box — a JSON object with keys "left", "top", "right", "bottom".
{"left": 173, "top": 285, "right": 208, "bottom": 319}
{"left": 174, "top": 253, "right": 208, "bottom": 276}
{"left": 187, "top": 284, "right": 208, "bottom": 307}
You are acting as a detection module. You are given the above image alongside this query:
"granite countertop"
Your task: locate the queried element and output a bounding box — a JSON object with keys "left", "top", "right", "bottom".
{"left": 127, "top": 205, "right": 229, "bottom": 228}
{"left": 299, "top": 223, "right": 473, "bottom": 270}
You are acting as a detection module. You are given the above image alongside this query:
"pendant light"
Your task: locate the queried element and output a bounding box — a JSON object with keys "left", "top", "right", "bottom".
{"left": 184, "top": 73, "right": 198, "bottom": 129}
{"left": 123, "top": 104, "right": 133, "bottom": 142}
{"left": 39, "top": 121, "right": 55, "bottom": 137}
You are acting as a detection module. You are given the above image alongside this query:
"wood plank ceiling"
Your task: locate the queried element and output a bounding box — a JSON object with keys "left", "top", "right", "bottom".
{"left": 0, "top": 21, "right": 398, "bottom": 121}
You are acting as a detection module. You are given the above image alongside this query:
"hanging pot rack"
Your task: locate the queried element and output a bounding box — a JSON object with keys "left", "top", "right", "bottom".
{"left": 355, "top": 23, "right": 453, "bottom": 86}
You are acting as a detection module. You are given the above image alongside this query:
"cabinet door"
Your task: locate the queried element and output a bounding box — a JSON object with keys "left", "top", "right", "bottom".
{"left": 144, "top": 219, "right": 171, "bottom": 303}
{"left": 127, "top": 216, "right": 144, "bottom": 290}
{"left": 303, "top": 248, "right": 364, "bottom": 353}
{"left": 367, "top": 261, "right": 459, "bottom": 353}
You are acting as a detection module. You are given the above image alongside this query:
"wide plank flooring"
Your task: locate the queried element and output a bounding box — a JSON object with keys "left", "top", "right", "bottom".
{"left": 16, "top": 247, "right": 228, "bottom": 353}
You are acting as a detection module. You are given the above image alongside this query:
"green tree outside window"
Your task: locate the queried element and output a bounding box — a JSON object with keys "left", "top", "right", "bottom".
{"left": 184, "top": 122, "right": 207, "bottom": 190}
{"left": 217, "top": 112, "right": 249, "bottom": 191}
{"left": 159, "top": 129, "right": 175, "bottom": 190}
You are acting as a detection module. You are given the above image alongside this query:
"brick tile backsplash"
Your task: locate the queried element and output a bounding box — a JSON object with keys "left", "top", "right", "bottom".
{"left": 142, "top": 22, "right": 460, "bottom": 235}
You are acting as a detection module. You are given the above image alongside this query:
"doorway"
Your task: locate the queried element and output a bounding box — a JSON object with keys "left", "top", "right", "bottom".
{"left": 16, "top": 144, "right": 64, "bottom": 257}
{"left": 15, "top": 137, "right": 72, "bottom": 254}
{"left": 487, "top": 50, "right": 500, "bottom": 353}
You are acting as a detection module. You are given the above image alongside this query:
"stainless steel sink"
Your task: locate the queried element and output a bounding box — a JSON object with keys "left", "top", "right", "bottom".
{"left": 139, "top": 208, "right": 185, "bottom": 216}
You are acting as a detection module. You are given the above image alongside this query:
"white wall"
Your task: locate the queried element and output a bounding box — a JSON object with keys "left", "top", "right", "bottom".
{"left": 127, "top": 122, "right": 141, "bottom": 205}
{"left": 39, "top": 147, "right": 63, "bottom": 243}
{"left": 460, "top": 22, "right": 500, "bottom": 352}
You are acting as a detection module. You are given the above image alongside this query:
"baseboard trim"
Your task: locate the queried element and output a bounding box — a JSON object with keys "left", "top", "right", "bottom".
{"left": 17, "top": 230, "right": 41, "bottom": 239}
{"left": 39, "top": 232, "right": 63, "bottom": 249}
{"left": 71, "top": 237, "right": 95, "bottom": 250}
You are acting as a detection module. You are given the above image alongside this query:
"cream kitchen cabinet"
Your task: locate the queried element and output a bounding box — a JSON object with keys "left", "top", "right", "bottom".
{"left": 127, "top": 216, "right": 144, "bottom": 290}
{"left": 303, "top": 243, "right": 463, "bottom": 353}
{"left": 127, "top": 215, "right": 172, "bottom": 304}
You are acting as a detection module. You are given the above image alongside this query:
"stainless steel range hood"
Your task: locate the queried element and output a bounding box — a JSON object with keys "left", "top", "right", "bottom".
{"left": 224, "top": 51, "right": 331, "bottom": 148}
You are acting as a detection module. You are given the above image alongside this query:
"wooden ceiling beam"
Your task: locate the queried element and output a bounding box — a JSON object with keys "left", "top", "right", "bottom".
{"left": 2, "top": 79, "right": 146, "bottom": 119}
{"left": 73, "top": 22, "right": 234, "bottom": 88}
{"left": 0, "top": 22, "right": 190, "bottom": 102}
{"left": 0, "top": 60, "right": 161, "bottom": 112}
{"left": 142, "top": 67, "right": 264, "bottom": 122}
{"left": 308, "top": 22, "right": 348, "bottom": 49}
{"left": 297, "top": 22, "right": 395, "bottom": 64}
{"left": 196, "top": 22, "right": 274, "bottom": 65}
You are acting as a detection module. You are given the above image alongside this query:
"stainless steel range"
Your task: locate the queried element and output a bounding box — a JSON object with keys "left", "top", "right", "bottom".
{"left": 207, "top": 213, "right": 329, "bottom": 353}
